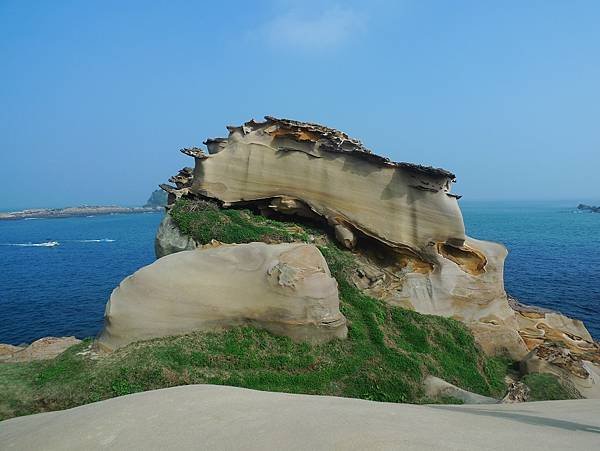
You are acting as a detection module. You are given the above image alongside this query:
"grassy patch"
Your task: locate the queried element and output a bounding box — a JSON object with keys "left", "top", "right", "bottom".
{"left": 0, "top": 201, "right": 512, "bottom": 420}
{"left": 170, "top": 199, "right": 311, "bottom": 244}
{"left": 523, "top": 373, "right": 579, "bottom": 401}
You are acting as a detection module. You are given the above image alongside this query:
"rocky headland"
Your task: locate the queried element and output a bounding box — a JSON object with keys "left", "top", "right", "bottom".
{"left": 1, "top": 116, "right": 599, "bottom": 423}
{"left": 144, "top": 189, "right": 168, "bottom": 208}
{"left": 134, "top": 116, "right": 597, "bottom": 398}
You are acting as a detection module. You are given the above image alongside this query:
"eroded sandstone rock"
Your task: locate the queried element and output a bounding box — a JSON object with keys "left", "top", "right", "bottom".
{"left": 191, "top": 117, "right": 465, "bottom": 253}
{"left": 156, "top": 116, "right": 599, "bottom": 397}
{"left": 98, "top": 243, "right": 347, "bottom": 351}
{"left": 521, "top": 343, "right": 600, "bottom": 399}
{"left": 469, "top": 322, "right": 529, "bottom": 361}
{"left": 162, "top": 117, "right": 516, "bottom": 330}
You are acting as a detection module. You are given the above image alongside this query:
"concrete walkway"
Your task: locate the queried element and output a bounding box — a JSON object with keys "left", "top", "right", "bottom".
{"left": 1, "top": 385, "right": 599, "bottom": 450}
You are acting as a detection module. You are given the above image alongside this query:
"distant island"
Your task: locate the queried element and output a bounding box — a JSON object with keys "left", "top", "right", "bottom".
{"left": 0, "top": 205, "right": 162, "bottom": 221}
{"left": 144, "top": 189, "right": 168, "bottom": 208}
{"left": 0, "top": 190, "right": 166, "bottom": 220}
{"left": 577, "top": 204, "right": 600, "bottom": 213}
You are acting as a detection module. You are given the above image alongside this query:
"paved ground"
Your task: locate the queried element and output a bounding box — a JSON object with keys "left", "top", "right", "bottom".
{"left": 1, "top": 385, "right": 599, "bottom": 450}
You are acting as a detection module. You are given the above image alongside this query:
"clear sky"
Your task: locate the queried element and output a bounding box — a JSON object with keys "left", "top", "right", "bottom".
{"left": 1, "top": 0, "right": 599, "bottom": 209}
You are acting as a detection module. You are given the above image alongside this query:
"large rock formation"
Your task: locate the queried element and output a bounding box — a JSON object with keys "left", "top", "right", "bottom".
{"left": 165, "top": 117, "right": 514, "bottom": 327}
{"left": 154, "top": 116, "right": 600, "bottom": 398}
{"left": 97, "top": 242, "right": 347, "bottom": 351}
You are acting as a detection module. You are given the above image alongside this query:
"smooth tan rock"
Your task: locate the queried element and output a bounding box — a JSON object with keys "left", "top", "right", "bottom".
{"left": 423, "top": 375, "right": 497, "bottom": 404}
{"left": 191, "top": 117, "right": 465, "bottom": 252}
{"left": 469, "top": 322, "right": 529, "bottom": 361}
{"left": 98, "top": 243, "right": 347, "bottom": 351}
{"left": 4, "top": 385, "right": 599, "bottom": 451}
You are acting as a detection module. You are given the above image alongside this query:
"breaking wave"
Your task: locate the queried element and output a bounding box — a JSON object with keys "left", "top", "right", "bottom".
{"left": 0, "top": 238, "right": 115, "bottom": 247}
{"left": 0, "top": 241, "right": 59, "bottom": 247}
{"left": 73, "top": 238, "right": 116, "bottom": 243}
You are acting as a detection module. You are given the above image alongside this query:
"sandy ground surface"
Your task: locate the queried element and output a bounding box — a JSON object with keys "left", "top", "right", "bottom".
{"left": 1, "top": 384, "right": 599, "bottom": 450}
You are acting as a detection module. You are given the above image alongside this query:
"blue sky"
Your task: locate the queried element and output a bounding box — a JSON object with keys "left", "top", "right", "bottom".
{"left": 1, "top": 0, "right": 599, "bottom": 208}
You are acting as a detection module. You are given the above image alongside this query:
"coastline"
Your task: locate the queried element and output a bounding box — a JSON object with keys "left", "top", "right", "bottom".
{"left": 0, "top": 205, "right": 162, "bottom": 221}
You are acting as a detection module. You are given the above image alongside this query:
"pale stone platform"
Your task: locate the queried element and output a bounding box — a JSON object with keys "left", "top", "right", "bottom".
{"left": 2, "top": 385, "right": 599, "bottom": 450}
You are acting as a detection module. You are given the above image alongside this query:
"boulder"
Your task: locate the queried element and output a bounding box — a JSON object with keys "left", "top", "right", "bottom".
{"left": 423, "top": 375, "right": 497, "bottom": 404}
{"left": 469, "top": 322, "right": 529, "bottom": 361}
{"left": 98, "top": 243, "right": 347, "bottom": 351}
{"left": 154, "top": 214, "right": 197, "bottom": 258}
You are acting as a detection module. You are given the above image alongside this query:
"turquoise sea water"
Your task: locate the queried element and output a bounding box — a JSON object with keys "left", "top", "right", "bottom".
{"left": 0, "top": 202, "right": 598, "bottom": 345}
{"left": 462, "top": 200, "right": 600, "bottom": 340}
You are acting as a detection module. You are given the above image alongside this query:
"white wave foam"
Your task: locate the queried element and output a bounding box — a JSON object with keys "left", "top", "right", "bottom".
{"left": 0, "top": 240, "right": 59, "bottom": 247}
{"left": 73, "top": 238, "right": 116, "bottom": 243}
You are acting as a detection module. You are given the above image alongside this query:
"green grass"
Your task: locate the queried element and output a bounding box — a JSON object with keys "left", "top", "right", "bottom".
{"left": 0, "top": 200, "right": 512, "bottom": 420}
{"left": 170, "top": 199, "right": 311, "bottom": 244}
{"left": 523, "top": 373, "right": 580, "bottom": 401}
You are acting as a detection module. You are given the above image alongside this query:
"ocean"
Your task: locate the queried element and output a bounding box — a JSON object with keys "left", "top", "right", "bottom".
{"left": 0, "top": 212, "right": 163, "bottom": 345}
{"left": 0, "top": 202, "right": 598, "bottom": 345}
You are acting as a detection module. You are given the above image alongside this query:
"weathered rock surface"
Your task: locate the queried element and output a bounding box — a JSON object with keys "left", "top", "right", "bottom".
{"left": 98, "top": 243, "right": 347, "bottom": 351}
{"left": 3, "top": 385, "right": 600, "bottom": 451}
{"left": 0, "top": 343, "right": 24, "bottom": 360}
{"left": 469, "top": 322, "right": 529, "bottom": 361}
{"left": 154, "top": 116, "right": 600, "bottom": 398}
{"left": 192, "top": 117, "right": 465, "bottom": 253}
{"left": 0, "top": 337, "right": 81, "bottom": 363}
{"left": 154, "top": 214, "right": 197, "bottom": 258}
{"left": 502, "top": 380, "right": 531, "bottom": 403}
{"left": 521, "top": 343, "right": 600, "bottom": 399}
{"left": 164, "top": 117, "right": 514, "bottom": 327}
{"left": 423, "top": 375, "right": 497, "bottom": 404}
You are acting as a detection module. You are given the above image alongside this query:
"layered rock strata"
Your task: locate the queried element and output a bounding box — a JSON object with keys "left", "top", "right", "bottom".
{"left": 155, "top": 116, "right": 600, "bottom": 398}
{"left": 97, "top": 243, "right": 347, "bottom": 351}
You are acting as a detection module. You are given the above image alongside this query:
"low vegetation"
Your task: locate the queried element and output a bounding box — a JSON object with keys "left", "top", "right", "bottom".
{"left": 2, "top": 200, "right": 515, "bottom": 420}
{"left": 170, "top": 199, "right": 311, "bottom": 244}
{"left": 522, "top": 373, "right": 579, "bottom": 401}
